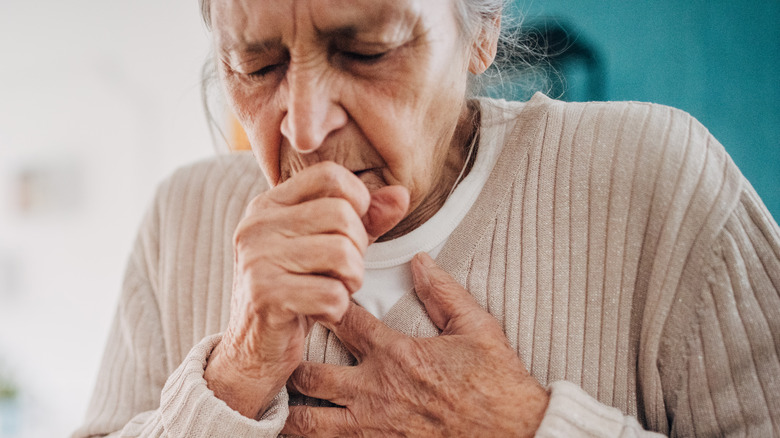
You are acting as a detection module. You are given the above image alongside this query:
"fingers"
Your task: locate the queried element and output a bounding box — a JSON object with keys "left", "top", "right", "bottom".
{"left": 411, "top": 252, "right": 488, "bottom": 334}
{"left": 363, "top": 185, "right": 410, "bottom": 243}
{"left": 243, "top": 164, "right": 410, "bottom": 252}
{"left": 280, "top": 234, "right": 365, "bottom": 293}
{"left": 262, "top": 162, "right": 371, "bottom": 217}
{"left": 235, "top": 198, "right": 369, "bottom": 295}
{"left": 321, "top": 302, "right": 400, "bottom": 360}
{"left": 283, "top": 406, "right": 358, "bottom": 438}
{"left": 254, "top": 274, "right": 352, "bottom": 324}
{"left": 275, "top": 198, "right": 370, "bottom": 254}
{"left": 287, "top": 361, "right": 355, "bottom": 406}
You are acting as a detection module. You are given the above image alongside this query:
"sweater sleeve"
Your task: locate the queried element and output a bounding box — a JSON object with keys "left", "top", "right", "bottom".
{"left": 536, "top": 184, "right": 780, "bottom": 437}
{"left": 661, "top": 186, "right": 780, "bottom": 436}
{"left": 536, "top": 381, "right": 663, "bottom": 437}
{"left": 72, "top": 178, "right": 288, "bottom": 437}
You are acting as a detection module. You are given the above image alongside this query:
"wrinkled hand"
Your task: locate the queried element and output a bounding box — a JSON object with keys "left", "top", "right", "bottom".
{"left": 283, "top": 252, "right": 550, "bottom": 437}
{"left": 204, "top": 162, "right": 409, "bottom": 418}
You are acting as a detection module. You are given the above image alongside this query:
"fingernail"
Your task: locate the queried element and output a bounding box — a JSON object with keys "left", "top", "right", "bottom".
{"left": 412, "top": 254, "right": 432, "bottom": 299}
{"left": 418, "top": 251, "right": 435, "bottom": 267}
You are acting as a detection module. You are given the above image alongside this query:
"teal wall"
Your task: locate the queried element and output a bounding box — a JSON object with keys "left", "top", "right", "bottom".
{"left": 511, "top": 0, "right": 780, "bottom": 217}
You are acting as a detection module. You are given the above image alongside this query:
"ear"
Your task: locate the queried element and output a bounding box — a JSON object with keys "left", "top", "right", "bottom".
{"left": 468, "top": 15, "right": 501, "bottom": 75}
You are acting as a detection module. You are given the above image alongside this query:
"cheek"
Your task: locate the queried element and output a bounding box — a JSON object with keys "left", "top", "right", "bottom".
{"left": 224, "top": 79, "right": 286, "bottom": 186}
{"left": 350, "top": 102, "right": 455, "bottom": 210}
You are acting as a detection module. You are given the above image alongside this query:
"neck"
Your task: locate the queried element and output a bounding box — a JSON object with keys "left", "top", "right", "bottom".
{"left": 378, "top": 101, "right": 480, "bottom": 242}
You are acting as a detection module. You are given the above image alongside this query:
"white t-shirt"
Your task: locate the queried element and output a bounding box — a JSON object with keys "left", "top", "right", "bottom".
{"left": 352, "top": 100, "right": 517, "bottom": 318}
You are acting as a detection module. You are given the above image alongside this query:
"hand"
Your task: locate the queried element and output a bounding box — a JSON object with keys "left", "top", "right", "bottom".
{"left": 283, "top": 252, "right": 550, "bottom": 437}
{"left": 204, "top": 162, "right": 409, "bottom": 418}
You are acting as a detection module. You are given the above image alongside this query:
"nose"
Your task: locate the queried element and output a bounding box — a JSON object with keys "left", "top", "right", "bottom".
{"left": 280, "top": 65, "right": 348, "bottom": 153}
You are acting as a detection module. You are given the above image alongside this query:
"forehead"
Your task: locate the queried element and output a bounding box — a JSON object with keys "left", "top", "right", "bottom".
{"left": 211, "top": 0, "right": 449, "bottom": 49}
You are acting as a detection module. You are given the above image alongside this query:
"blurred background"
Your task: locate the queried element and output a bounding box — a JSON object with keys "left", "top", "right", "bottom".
{"left": 0, "top": 0, "right": 778, "bottom": 435}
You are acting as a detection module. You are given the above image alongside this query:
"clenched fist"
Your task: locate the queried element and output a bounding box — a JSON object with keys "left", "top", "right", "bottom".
{"left": 204, "top": 162, "right": 409, "bottom": 418}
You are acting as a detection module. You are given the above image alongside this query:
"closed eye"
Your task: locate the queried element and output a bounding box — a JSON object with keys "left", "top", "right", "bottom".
{"left": 249, "top": 63, "right": 286, "bottom": 78}
{"left": 341, "top": 51, "right": 387, "bottom": 63}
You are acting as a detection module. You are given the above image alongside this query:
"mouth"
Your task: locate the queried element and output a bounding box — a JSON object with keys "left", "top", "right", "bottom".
{"left": 352, "top": 168, "right": 385, "bottom": 191}
{"left": 352, "top": 166, "right": 382, "bottom": 177}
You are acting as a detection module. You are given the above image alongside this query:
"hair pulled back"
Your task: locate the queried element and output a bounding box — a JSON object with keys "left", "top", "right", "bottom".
{"left": 197, "top": 0, "right": 538, "bottom": 148}
{"left": 198, "top": 0, "right": 505, "bottom": 36}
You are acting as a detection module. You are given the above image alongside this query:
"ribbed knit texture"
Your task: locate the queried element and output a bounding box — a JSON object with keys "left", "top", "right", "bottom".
{"left": 73, "top": 93, "right": 780, "bottom": 437}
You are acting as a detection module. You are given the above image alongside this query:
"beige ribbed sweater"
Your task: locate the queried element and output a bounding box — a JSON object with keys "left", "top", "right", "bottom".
{"left": 74, "top": 93, "right": 780, "bottom": 437}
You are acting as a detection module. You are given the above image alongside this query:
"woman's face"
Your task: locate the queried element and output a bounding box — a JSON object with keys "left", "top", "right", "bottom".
{"left": 212, "top": 0, "right": 473, "bottom": 216}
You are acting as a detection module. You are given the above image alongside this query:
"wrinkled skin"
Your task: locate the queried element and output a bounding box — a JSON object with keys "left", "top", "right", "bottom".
{"left": 212, "top": 0, "right": 477, "bottom": 238}
{"left": 205, "top": 164, "right": 409, "bottom": 417}
{"left": 283, "top": 253, "right": 550, "bottom": 437}
{"left": 202, "top": 0, "right": 550, "bottom": 432}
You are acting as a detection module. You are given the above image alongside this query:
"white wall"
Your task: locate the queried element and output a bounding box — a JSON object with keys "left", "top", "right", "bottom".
{"left": 0, "top": 0, "right": 217, "bottom": 435}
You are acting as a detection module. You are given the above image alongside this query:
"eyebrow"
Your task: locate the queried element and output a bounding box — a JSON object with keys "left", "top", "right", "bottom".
{"left": 316, "top": 24, "right": 358, "bottom": 40}
{"left": 224, "top": 37, "right": 284, "bottom": 55}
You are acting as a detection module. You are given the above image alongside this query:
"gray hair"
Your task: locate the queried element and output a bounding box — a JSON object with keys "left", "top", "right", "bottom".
{"left": 453, "top": 0, "right": 504, "bottom": 42}
{"left": 197, "top": 0, "right": 528, "bottom": 88}
{"left": 197, "top": 0, "right": 542, "bottom": 147}
{"left": 198, "top": 0, "right": 503, "bottom": 34}
{"left": 452, "top": 0, "right": 544, "bottom": 100}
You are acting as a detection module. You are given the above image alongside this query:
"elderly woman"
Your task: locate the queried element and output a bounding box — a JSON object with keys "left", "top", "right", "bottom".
{"left": 74, "top": 0, "right": 780, "bottom": 436}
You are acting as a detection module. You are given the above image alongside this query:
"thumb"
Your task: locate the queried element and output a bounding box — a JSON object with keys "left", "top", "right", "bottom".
{"left": 363, "top": 185, "right": 410, "bottom": 244}
{"left": 411, "top": 252, "right": 485, "bottom": 334}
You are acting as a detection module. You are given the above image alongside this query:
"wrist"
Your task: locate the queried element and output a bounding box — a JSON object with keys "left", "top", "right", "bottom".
{"left": 495, "top": 374, "right": 550, "bottom": 438}
{"left": 516, "top": 380, "right": 550, "bottom": 437}
{"left": 204, "top": 340, "right": 286, "bottom": 419}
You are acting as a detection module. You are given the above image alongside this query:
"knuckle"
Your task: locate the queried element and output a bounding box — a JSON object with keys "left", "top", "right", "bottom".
{"left": 332, "top": 238, "right": 363, "bottom": 291}
{"left": 332, "top": 198, "right": 356, "bottom": 225}
{"left": 457, "top": 317, "right": 504, "bottom": 352}
{"left": 322, "top": 287, "right": 350, "bottom": 321}
{"left": 232, "top": 221, "right": 250, "bottom": 248}
{"left": 322, "top": 291, "right": 344, "bottom": 313}
{"left": 320, "top": 278, "right": 346, "bottom": 299}
{"left": 246, "top": 193, "right": 271, "bottom": 214}
{"left": 291, "top": 407, "right": 317, "bottom": 436}
{"left": 291, "top": 366, "right": 315, "bottom": 392}
{"left": 233, "top": 216, "right": 274, "bottom": 251}
{"left": 321, "top": 160, "right": 342, "bottom": 172}
{"left": 333, "top": 293, "right": 351, "bottom": 318}
{"left": 332, "top": 236, "right": 355, "bottom": 262}
{"left": 428, "top": 273, "right": 454, "bottom": 292}
{"left": 346, "top": 275, "right": 364, "bottom": 294}
{"left": 389, "top": 339, "right": 417, "bottom": 364}
{"left": 472, "top": 333, "right": 500, "bottom": 352}
{"left": 241, "top": 256, "right": 273, "bottom": 284}
{"left": 318, "top": 162, "right": 346, "bottom": 189}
